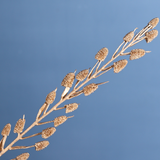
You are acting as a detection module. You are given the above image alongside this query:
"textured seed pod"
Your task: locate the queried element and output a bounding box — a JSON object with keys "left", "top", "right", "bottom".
{"left": 45, "top": 88, "right": 57, "bottom": 104}
{"left": 76, "top": 69, "right": 89, "bottom": 81}
{"left": 54, "top": 116, "right": 68, "bottom": 127}
{"left": 65, "top": 103, "right": 79, "bottom": 113}
{"left": 1, "top": 123, "right": 11, "bottom": 136}
{"left": 41, "top": 127, "right": 56, "bottom": 139}
{"left": 83, "top": 83, "right": 98, "bottom": 96}
{"left": 14, "top": 118, "right": 25, "bottom": 134}
{"left": 16, "top": 153, "right": 30, "bottom": 160}
{"left": 114, "top": 59, "right": 128, "bottom": 73}
{"left": 61, "top": 72, "right": 75, "bottom": 88}
{"left": 35, "top": 141, "right": 49, "bottom": 151}
{"left": 130, "top": 49, "right": 146, "bottom": 60}
{"left": 95, "top": 47, "right": 108, "bottom": 61}
{"left": 145, "top": 30, "right": 158, "bottom": 43}
{"left": 123, "top": 31, "right": 134, "bottom": 42}
{"left": 148, "top": 17, "right": 159, "bottom": 29}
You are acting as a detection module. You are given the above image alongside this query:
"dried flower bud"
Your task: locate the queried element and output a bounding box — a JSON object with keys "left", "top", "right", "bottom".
{"left": 14, "top": 118, "right": 25, "bottom": 134}
{"left": 76, "top": 69, "right": 89, "bottom": 81}
{"left": 54, "top": 116, "right": 68, "bottom": 127}
{"left": 61, "top": 72, "right": 75, "bottom": 88}
{"left": 145, "top": 29, "right": 158, "bottom": 43}
{"left": 130, "top": 49, "right": 146, "bottom": 60}
{"left": 45, "top": 88, "right": 57, "bottom": 104}
{"left": 148, "top": 17, "right": 159, "bottom": 29}
{"left": 65, "top": 103, "right": 79, "bottom": 113}
{"left": 83, "top": 83, "right": 98, "bottom": 96}
{"left": 123, "top": 31, "right": 134, "bottom": 42}
{"left": 16, "top": 153, "right": 30, "bottom": 160}
{"left": 42, "top": 127, "right": 56, "bottom": 139}
{"left": 35, "top": 141, "right": 49, "bottom": 151}
{"left": 1, "top": 123, "right": 11, "bottom": 136}
{"left": 114, "top": 59, "right": 128, "bottom": 73}
{"left": 95, "top": 47, "right": 108, "bottom": 61}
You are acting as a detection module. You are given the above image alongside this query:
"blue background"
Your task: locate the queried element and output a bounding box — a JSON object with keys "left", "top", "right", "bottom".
{"left": 0, "top": 0, "right": 160, "bottom": 160}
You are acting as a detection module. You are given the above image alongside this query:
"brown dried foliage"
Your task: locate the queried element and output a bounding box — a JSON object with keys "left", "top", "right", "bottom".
{"left": 35, "top": 141, "right": 49, "bottom": 151}
{"left": 130, "top": 49, "right": 146, "bottom": 60}
{"left": 14, "top": 118, "right": 25, "bottom": 134}
{"left": 113, "top": 59, "right": 128, "bottom": 73}
{"left": 0, "top": 17, "right": 159, "bottom": 159}
{"left": 61, "top": 72, "right": 75, "bottom": 88}
{"left": 1, "top": 123, "right": 11, "bottom": 136}
{"left": 41, "top": 127, "right": 56, "bottom": 139}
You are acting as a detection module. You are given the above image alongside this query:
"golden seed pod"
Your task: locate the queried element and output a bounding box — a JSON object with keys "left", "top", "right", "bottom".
{"left": 95, "top": 47, "right": 108, "bottom": 61}
{"left": 1, "top": 123, "right": 11, "bottom": 136}
{"left": 16, "top": 152, "right": 30, "bottom": 160}
{"left": 145, "top": 29, "right": 158, "bottom": 43}
{"left": 148, "top": 17, "right": 159, "bottom": 29}
{"left": 65, "top": 103, "right": 79, "bottom": 113}
{"left": 35, "top": 141, "right": 49, "bottom": 151}
{"left": 130, "top": 49, "right": 146, "bottom": 60}
{"left": 45, "top": 88, "right": 57, "bottom": 104}
{"left": 123, "top": 31, "right": 134, "bottom": 42}
{"left": 41, "top": 127, "right": 56, "bottom": 139}
{"left": 114, "top": 59, "right": 128, "bottom": 73}
{"left": 76, "top": 69, "right": 89, "bottom": 81}
{"left": 83, "top": 83, "right": 98, "bottom": 96}
{"left": 54, "top": 116, "right": 68, "bottom": 127}
{"left": 14, "top": 118, "right": 25, "bottom": 134}
{"left": 61, "top": 72, "right": 75, "bottom": 88}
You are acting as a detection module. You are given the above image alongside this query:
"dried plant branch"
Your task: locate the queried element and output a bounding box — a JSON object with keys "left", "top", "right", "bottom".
{"left": 0, "top": 17, "right": 159, "bottom": 159}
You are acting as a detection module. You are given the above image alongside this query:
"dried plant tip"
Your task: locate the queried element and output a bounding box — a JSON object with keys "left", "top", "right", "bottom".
{"left": 14, "top": 118, "right": 25, "bottom": 134}
{"left": 76, "top": 69, "right": 89, "bottom": 81}
{"left": 65, "top": 103, "right": 79, "bottom": 113}
{"left": 35, "top": 141, "right": 49, "bottom": 151}
{"left": 83, "top": 83, "right": 98, "bottom": 96}
{"left": 41, "top": 127, "right": 56, "bottom": 139}
{"left": 130, "top": 49, "right": 146, "bottom": 60}
{"left": 16, "top": 152, "right": 30, "bottom": 160}
{"left": 123, "top": 30, "right": 135, "bottom": 42}
{"left": 148, "top": 17, "right": 159, "bottom": 29}
{"left": 1, "top": 123, "right": 11, "bottom": 136}
{"left": 145, "top": 29, "right": 158, "bottom": 43}
{"left": 61, "top": 72, "right": 75, "bottom": 88}
{"left": 95, "top": 47, "right": 108, "bottom": 61}
{"left": 45, "top": 88, "right": 57, "bottom": 104}
{"left": 114, "top": 59, "right": 128, "bottom": 73}
{"left": 54, "top": 116, "right": 69, "bottom": 127}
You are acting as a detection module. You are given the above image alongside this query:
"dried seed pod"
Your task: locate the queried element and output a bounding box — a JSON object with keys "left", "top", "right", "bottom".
{"left": 114, "top": 59, "right": 128, "bottom": 73}
{"left": 35, "top": 141, "right": 49, "bottom": 151}
{"left": 45, "top": 88, "right": 57, "bottom": 104}
{"left": 41, "top": 127, "right": 56, "bottom": 139}
{"left": 123, "top": 31, "right": 134, "bottom": 42}
{"left": 148, "top": 17, "right": 159, "bottom": 29}
{"left": 1, "top": 123, "right": 11, "bottom": 136}
{"left": 83, "top": 83, "right": 98, "bottom": 96}
{"left": 54, "top": 116, "right": 68, "bottom": 127}
{"left": 95, "top": 47, "right": 108, "bottom": 61}
{"left": 129, "top": 49, "right": 146, "bottom": 60}
{"left": 16, "top": 152, "right": 30, "bottom": 160}
{"left": 76, "top": 69, "right": 89, "bottom": 81}
{"left": 145, "top": 29, "right": 158, "bottom": 43}
{"left": 14, "top": 117, "right": 25, "bottom": 134}
{"left": 61, "top": 72, "right": 75, "bottom": 88}
{"left": 65, "top": 103, "right": 79, "bottom": 113}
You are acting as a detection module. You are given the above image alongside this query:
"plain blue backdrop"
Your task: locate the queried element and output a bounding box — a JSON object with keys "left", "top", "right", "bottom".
{"left": 0, "top": 0, "right": 160, "bottom": 160}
